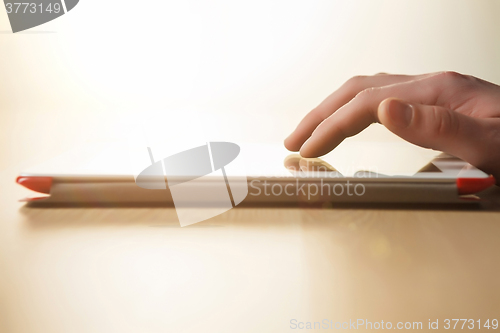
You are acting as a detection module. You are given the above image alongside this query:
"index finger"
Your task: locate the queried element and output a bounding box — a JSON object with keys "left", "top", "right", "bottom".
{"left": 284, "top": 73, "right": 438, "bottom": 152}
{"left": 299, "top": 75, "right": 442, "bottom": 157}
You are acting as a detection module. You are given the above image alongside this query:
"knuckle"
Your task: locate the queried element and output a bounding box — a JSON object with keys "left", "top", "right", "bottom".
{"left": 345, "top": 75, "right": 367, "bottom": 88}
{"left": 436, "top": 71, "right": 467, "bottom": 83}
{"left": 355, "top": 87, "right": 379, "bottom": 101}
{"left": 351, "top": 75, "right": 367, "bottom": 82}
{"left": 431, "top": 71, "right": 473, "bottom": 97}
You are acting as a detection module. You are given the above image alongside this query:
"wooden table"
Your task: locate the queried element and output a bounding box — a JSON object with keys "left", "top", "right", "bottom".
{"left": 2, "top": 152, "right": 500, "bottom": 332}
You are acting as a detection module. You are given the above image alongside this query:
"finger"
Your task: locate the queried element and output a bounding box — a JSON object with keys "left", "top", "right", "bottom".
{"left": 378, "top": 98, "right": 491, "bottom": 168}
{"left": 284, "top": 72, "right": 440, "bottom": 152}
{"left": 299, "top": 75, "right": 442, "bottom": 157}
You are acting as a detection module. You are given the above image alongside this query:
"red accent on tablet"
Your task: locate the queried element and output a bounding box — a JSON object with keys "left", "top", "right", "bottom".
{"left": 457, "top": 175, "right": 496, "bottom": 195}
{"left": 16, "top": 176, "right": 52, "bottom": 194}
{"left": 19, "top": 196, "right": 49, "bottom": 202}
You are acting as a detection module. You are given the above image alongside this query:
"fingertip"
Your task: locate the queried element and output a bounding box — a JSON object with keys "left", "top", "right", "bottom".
{"left": 299, "top": 148, "right": 315, "bottom": 158}
{"left": 299, "top": 138, "right": 324, "bottom": 158}
{"left": 284, "top": 135, "right": 300, "bottom": 152}
{"left": 298, "top": 138, "right": 313, "bottom": 158}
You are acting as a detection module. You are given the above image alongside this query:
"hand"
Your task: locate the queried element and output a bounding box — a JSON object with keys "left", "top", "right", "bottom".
{"left": 284, "top": 72, "right": 500, "bottom": 182}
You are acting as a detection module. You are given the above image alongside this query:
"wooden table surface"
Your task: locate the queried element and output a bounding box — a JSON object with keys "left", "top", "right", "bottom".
{"left": 2, "top": 147, "right": 500, "bottom": 332}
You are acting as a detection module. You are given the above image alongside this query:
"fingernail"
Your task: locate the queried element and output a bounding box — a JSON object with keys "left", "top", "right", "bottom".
{"left": 387, "top": 99, "right": 413, "bottom": 128}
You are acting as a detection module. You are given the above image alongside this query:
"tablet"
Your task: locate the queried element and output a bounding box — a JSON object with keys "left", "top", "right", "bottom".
{"left": 16, "top": 141, "right": 495, "bottom": 205}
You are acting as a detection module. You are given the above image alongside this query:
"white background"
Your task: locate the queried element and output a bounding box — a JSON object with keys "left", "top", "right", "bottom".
{"left": 1, "top": 0, "right": 500, "bottom": 169}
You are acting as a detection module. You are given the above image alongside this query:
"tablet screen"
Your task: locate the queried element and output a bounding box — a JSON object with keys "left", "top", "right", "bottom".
{"left": 20, "top": 141, "right": 489, "bottom": 181}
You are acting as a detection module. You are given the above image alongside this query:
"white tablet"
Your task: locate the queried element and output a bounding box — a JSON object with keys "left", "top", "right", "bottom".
{"left": 17, "top": 141, "right": 495, "bottom": 205}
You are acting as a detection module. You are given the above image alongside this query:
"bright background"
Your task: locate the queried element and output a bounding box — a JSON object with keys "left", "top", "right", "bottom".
{"left": 1, "top": 0, "right": 500, "bottom": 169}
{"left": 2, "top": 3, "right": 500, "bottom": 332}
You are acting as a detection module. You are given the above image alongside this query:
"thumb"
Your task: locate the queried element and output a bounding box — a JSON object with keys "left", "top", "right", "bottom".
{"left": 378, "top": 98, "right": 488, "bottom": 167}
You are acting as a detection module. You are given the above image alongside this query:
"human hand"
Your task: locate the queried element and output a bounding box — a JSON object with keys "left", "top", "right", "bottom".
{"left": 284, "top": 72, "right": 500, "bottom": 182}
